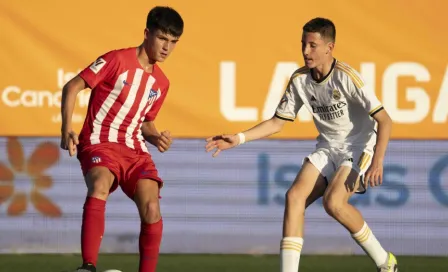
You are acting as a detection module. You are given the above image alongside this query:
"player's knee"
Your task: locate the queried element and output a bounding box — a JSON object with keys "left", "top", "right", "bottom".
{"left": 322, "top": 194, "right": 344, "bottom": 218}
{"left": 285, "top": 187, "right": 307, "bottom": 209}
{"left": 85, "top": 170, "right": 113, "bottom": 200}
{"left": 139, "top": 201, "right": 161, "bottom": 224}
{"left": 87, "top": 181, "right": 111, "bottom": 200}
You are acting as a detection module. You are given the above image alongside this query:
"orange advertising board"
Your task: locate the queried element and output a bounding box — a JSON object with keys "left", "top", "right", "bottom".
{"left": 1, "top": 0, "right": 447, "bottom": 139}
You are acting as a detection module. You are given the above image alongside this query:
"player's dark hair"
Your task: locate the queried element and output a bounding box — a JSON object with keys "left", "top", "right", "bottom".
{"left": 146, "top": 6, "right": 184, "bottom": 37}
{"left": 303, "top": 18, "right": 336, "bottom": 42}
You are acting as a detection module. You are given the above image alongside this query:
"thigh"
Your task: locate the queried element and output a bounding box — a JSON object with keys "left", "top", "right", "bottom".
{"left": 324, "top": 166, "right": 361, "bottom": 203}
{"left": 305, "top": 165, "right": 328, "bottom": 208}
{"left": 84, "top": 166, "right": 116, "bottom": 197}
{"left": 77, "top": 143, "right": 122, "bottom": 196}
{"left": 289, "top": 155, "right": 328, "bottom": 208}
{"left": 133, "top": 178, "right": 161, "bottom": 222}
{"left": 121, "top": 153, "right": 163, "bottom": 200}
{"left": 301, "top": 148, "right": 335, "bottom": 206}
{"left": 306, "top": 148, "right": 336, "bottom": 181}
{"left": 134, "top": 178, "right": 160, "bottom": 205}
{"left": 336, "top": 148, "right": 373, "bottom": 194}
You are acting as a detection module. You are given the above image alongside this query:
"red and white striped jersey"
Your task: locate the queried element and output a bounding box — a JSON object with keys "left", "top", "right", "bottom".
{"left": 78, "top": 47, "right": 169, "bottom": 153}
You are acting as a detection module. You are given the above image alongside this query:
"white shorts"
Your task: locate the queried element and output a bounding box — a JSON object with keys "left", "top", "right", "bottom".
{"left": 305, "top": 146, "right": 374, "bottom": 194}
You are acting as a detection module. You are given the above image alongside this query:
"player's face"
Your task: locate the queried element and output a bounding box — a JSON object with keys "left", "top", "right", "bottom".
{"left": 301, "top": 32, "right": 332, "bottom": 68}
{"left": 145, "top": 29, "right": 179, "bottom": 63}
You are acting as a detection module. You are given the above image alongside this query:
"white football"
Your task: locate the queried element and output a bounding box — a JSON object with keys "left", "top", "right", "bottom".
{"left": 103, "top": 270, "right": 123, "bottom": 272}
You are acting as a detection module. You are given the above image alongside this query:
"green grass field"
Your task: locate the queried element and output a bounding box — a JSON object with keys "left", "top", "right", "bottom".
{"left": 0, "top": 254, "right": 446, "bottom": 272}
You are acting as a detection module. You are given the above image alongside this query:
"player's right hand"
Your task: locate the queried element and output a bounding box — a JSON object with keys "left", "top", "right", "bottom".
{"left": 205, "top": 134, "right": 239, "bottom": 157}
{"left": 60, "top": 131, "right": 79, "bottom": 157}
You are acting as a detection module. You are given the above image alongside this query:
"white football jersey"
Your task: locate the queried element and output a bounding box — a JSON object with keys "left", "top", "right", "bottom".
{"left": 275, "top": 59, "right": 383, "bottom": 149}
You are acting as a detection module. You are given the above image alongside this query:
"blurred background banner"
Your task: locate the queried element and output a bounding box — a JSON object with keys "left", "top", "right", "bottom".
{"left": 1, "top": 0, "right": 448, "bottom": 139}
{"left": 0, "top": 137, "right": 447, "bottom": 255}
{"left": 1, "top": 1, "right": 448, "bottom": 266}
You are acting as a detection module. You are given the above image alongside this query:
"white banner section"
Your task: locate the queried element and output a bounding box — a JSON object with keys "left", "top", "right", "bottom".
{"left": 0, "top": 137, "right": 447, "bottom": 255}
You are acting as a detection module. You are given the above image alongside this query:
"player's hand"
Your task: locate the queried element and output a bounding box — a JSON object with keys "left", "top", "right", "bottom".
{"left": 60, "top": 130, "right": 79, "bottom": 157}
{"left": 205, "top": 134, "right": 239, "bottom": 157}
{"left": 364, "top": 157, "right": 383, "bottom": 188}
{"left": 156, "top": 130, "right": 172, "bottom": 153}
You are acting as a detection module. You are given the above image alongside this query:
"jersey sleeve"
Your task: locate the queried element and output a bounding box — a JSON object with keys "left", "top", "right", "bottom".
{"left": 274, "top": 77, "right": 304, "bottom": 121}
{"left": 145, "top": 84, "right": 169, "bottom": 121}
{"left": 79, "top": 50, "right": 119, "bottom": 89}
{"left": 346, "top": 69, "right": 383, "bottom": 117}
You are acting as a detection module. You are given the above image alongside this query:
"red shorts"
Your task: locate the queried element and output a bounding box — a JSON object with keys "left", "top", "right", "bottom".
{"left": 77, "top": 142, "right": 162, "bottom": 199}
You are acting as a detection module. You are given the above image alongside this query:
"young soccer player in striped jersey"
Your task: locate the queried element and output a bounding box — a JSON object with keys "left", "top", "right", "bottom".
{"left": 205, "top": 17, "right": 398, "bottom": 272}
{"left": 60, "top": 6, "right": 184, "bottom": 272}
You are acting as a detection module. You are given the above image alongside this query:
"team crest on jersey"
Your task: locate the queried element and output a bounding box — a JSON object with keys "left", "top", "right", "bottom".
{"left": 91, "top": 156, "right": 102, "bottom": 163}
{"left": 149, "top": 89, "right": 158, "bottom": 99}
{"left": 147, "top": 88, "right": 160, "bottom": 106}
{"left": 332, "top": 89, "right": 342, "bottom": 100}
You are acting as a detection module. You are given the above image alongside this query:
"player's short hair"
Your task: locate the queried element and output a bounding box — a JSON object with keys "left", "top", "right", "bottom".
{"left": 303, "top": 18, "right": 336, "bottom": 42}
{"left": 146, "top": 6, "right": 184, "bottom": 38}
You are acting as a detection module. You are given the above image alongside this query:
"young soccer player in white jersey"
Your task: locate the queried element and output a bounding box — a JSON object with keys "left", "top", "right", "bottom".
{"left": 205, "top": 18, "right": 398, "bottom": 272}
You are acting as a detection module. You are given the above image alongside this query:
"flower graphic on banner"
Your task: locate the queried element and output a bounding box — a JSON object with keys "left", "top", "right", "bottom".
{"left": 0, "top": 137, "right": 61, "bottom": 217}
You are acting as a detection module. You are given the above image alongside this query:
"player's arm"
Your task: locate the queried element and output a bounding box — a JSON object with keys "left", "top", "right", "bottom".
{"left": 141, "top": 121, "right": 172, "bottom": 153}
{"left": 60, "top": 51, "right": 117, "bottom": 156}
{"left": 61, "top": 76, "right": 86, "bottom": 134}
{"left": 60, "top": 76, "right": 86, "bottom": 156}
{"left": 142, "top": 87, "right": 172, "bottom": 153}
{"left": 371, "top": 109, "right": 392, "bottom": 163}
{"left": 205, "top": 116, "right": 286, "bottom": 157}
{"left": 350, "top": 86, "right": 393, "bottom": 163}
{"left": 346, "top": 67, "right": 393, "bottom": 186}
{"left": 365, "top": 108, "right": 392, "bottom": 187}
{"left": 206, "top": 76, "right": 302, "bottom": 157}
{"left": 244, "top": 75, "right": 303, "bottom": 143}
{"left": 240, "top": 116, "right": 287, "bottom": 141}
{"left": 344, "top": 67, "right": 393, "bottom": 159}
{"left": 141, "top": 121, "right": 161, "bottom": 146}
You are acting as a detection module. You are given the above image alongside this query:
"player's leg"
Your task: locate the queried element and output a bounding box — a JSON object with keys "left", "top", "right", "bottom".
{"left": 283, "top": 160, "right": 327, "bottom": 236}
{"left": 322, "top": 160, "right": 397, "bottom": 271}
{"left": 281, "top": 156, "right": 329, "bottom": 272}
{"left": 322, "top": 166, "right": 366, "bottom": 231}
{"left": 77, "top": 166, "right": 115, "bottom": 272}
{"left": 118, "top": 150, "right": 164, "bottom": 272}
{"left": 133, "top": 179, "right": 163, "bottom": 272}
{"left": 76, "top": 144, "right": 121, "bottom": 272}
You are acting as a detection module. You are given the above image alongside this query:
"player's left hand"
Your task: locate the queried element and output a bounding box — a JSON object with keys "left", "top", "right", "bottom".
{"left": 156, "top": 130, "right": 172, "bottom": 153}
{"left": 364, "top": 158, "right": 383, "bottom": 188}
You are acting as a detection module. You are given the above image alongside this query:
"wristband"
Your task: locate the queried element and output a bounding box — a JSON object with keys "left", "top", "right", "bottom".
{"left": 237, "top": 132, "right": 246, "bottom": 145}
